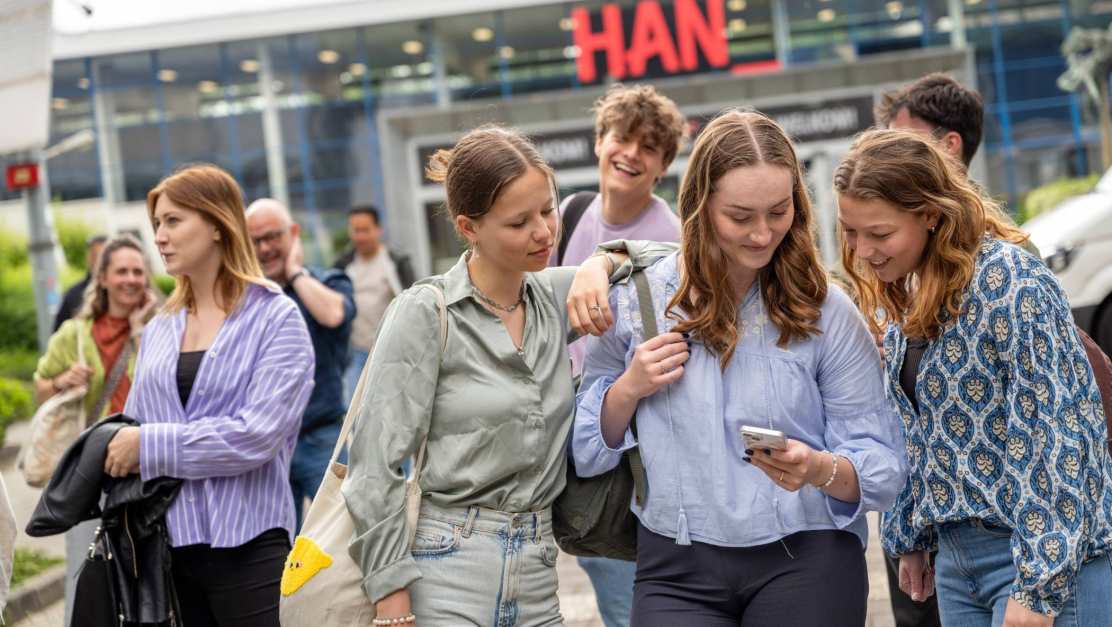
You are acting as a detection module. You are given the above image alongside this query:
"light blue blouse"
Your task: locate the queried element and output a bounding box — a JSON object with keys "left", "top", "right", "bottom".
{"left": 573, "top": 252, "right": 907, "bottom": 549}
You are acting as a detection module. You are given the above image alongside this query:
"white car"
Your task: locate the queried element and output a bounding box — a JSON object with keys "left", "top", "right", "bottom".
{"left": 1026, "top": 168, "right": 1112, "bottom": 355}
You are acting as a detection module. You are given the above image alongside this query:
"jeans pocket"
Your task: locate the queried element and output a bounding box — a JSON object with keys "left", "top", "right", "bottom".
{"left": 411, "top": 522, "right": 460, "bottom": 560}
{"left": 977, "top": 519, "right": 1013, "bottom": 539}
{"left": 539, "top": 541, "right": 558, "bottom": 568}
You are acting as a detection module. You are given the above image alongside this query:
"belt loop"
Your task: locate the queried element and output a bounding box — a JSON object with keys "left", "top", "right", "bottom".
{"left": 462, "top": 506, "right": 478, "bottom": 538}
{"left": 533, "top": 512, "right": 541, "bottom": 544}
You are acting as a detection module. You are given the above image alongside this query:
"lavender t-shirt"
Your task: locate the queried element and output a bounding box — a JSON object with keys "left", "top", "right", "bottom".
{"left": 549, "top": 193, "right": 681, "bottom": 375}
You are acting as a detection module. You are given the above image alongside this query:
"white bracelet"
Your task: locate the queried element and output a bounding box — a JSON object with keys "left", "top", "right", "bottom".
{"left": 372, "top": 615, "right": 416, "bottom": 626}
{"left": 820, "top": 451, "right": 839, "bottom": 488}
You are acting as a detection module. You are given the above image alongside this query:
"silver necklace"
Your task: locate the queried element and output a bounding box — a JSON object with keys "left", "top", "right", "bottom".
{"left": 472, "top": 281, "right": 525, "bottom": 313}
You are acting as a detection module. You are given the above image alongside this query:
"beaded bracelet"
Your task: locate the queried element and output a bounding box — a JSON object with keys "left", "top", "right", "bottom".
{"left": 820, "top": 451, "right": 839, "bottom": 488}
{"left": 372, "top": 615, "right": 416, "bottom": 626}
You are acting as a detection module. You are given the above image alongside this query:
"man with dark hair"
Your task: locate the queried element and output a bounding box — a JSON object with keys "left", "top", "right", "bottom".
{"left": 333, "top": 205, "right": 414, "bottom": 403}
{"left": 877, "top": 72, "right": 984, "bottom": 167}
{"left": 53, "top": 234, "right": 108, "bottom": 331}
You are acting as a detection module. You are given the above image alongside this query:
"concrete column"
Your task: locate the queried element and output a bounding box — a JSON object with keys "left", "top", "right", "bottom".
{"left": 91, "top": 61, "right": 125, "bottom": 232}
{"left": 947, "top": 0, "right": 968, "bottom": 48}
{"left": 772, "top": 0, "right": 792, "bottom": 66}
{"left": 258, "top": 42, "right": 290, "bottom": 207}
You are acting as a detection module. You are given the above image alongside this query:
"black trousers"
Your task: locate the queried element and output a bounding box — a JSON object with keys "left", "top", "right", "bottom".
{"left": 631, "top": 523, "right": 867, "bottom": 627}
{"left": 883, "top": 551, "right": 941, "bottom": 627}
{"left": 169, "top": 528, "right": 289, "bottom": 627}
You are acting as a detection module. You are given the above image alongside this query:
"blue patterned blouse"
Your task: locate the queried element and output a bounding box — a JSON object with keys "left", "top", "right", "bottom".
{"left": 880, "top": 237, "right": 1112, "bottom": 616}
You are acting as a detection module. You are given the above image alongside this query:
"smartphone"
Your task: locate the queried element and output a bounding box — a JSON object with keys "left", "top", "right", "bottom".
{"left": 739, "top": 425, "right": 788, "bottom": 451}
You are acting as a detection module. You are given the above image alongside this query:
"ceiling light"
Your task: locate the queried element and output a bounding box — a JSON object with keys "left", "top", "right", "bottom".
{"left": 340, "top": 71, "right": 353, "bottom": 84}
{"left": 966, "top": 0, "right": 982, "bottom": 4}
{"left": 728, "top": 18, "right": 748, "bottom": 34}
{"left": 391, "top": 65, "right": 413, "bottom": 78}
{"left": 157, "top": 69, "right": 178, "bottom": 83}
{"left": 318, "top": 49, "right": 340, "bottom": 64}
{"left": 51, "top": 97, "right": 69, "bottom": 109}
{"left": 499, "top": 46, "right": 515, "bottom": 60}
{"left": 934, "top": 16, "right": 954, "bottom": 31}
{"left": 349, "top": 63, "right": 366, "bottom": 76}
{"left": 416, "top": 61, "right": 433, "bottom": 74}
{"left": 559, "top": 17, "right": 576, "bottom": 31}
{"left": 240, "top": 59, "right": 260, "bottom": 73}
{"left": 472, "top": 27, "right": 494, "bottom": 43}
{"left": 727, "top": 0, "right": 747, "bottom": 11}
{"left": 563, "top": 45, "right": 581, "bottom": 59}
{"left": 402, "top": 39, "right": 424, "bottom": 55}
{"left": 886, "top": 1, "right": 903, "bottom": 18}
{"left": 817, "top": 8, "right": 836, "bottom": 22}
{"left": 198, "top": 80, "right": 219, "bottom": 93}
{"left": 77, "top": 77, "right": 90, "bottom": 89}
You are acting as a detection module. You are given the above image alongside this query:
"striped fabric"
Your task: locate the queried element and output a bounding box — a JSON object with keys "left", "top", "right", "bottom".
{"left": 125, "top": 283, "right": 315, "bottom": 547}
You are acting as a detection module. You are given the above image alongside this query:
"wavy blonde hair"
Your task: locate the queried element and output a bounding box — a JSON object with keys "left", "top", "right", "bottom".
{"left": 146, "top": 164, "right": 270, "bottom": 314}
{"left": 834, "top": 129, "right": 1028, "bottom": 339}
{"left": 668, "top": 110, "right": 827, "bottom": 369}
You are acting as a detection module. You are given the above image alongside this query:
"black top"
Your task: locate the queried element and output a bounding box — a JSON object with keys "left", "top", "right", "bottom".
{"left": 53, "top": 274, "right": 92, "bottom": 331}
{"left": 177, "top": 351, "right": 206, "bottom": 408}
{"left": 900, "top": 338, "right": 929, "bottom": 414}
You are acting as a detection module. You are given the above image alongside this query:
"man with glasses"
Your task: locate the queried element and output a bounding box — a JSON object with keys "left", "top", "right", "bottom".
{"left": 246, "top": 198, "right": 355, "bottom": 529}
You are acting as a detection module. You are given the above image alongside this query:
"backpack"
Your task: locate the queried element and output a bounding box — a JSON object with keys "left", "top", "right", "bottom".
{"left": 1077, "top": 328, "right": 1112, "bottom": 455}
{"left": 556, "top": 192, "right": 599, "bottom": 266}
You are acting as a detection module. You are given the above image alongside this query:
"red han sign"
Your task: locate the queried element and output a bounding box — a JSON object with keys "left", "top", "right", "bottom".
{"left": 5, "top": 163, "right": 40, "bottom": 191}
{"left": 572, "top": 0, "right": 729, "bottom": 83}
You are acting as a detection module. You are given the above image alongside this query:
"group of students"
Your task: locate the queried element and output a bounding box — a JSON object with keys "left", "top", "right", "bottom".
{"left": 32, "top": 73, "right": 1112, "bottom": 627}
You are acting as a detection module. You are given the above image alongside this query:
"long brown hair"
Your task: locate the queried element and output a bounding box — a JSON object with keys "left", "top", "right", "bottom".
{"left": 834, "top": 129, "right": 1027, "bottom": 339}
{"left": 146, "top": 164, "right": 269, "bottom": 314}
{"left": 668, "top": 110, "right": 828, "bottom": 368}
{"left": 425, "top": 124, "right": 558, "bottom": 234}
{"left": 77, "top": 234, "right": 156, "bottom": 321}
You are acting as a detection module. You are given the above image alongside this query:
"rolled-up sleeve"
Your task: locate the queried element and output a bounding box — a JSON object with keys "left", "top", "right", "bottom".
{"left": 342, "top": 287, "right": 441, "bottom": 604}
{"left": 816, "top": 288, "right": 908, "bottom": 527}
{"left": 139, "top": 304, "right": 314, "bottom": 480}
{"left": 573, "top": 288, "right": 637, "bottom": 477}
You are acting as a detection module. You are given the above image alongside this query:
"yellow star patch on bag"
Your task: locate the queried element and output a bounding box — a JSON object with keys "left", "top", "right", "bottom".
{"left": 281, "top": 536, "right": 334, "bottom": 596}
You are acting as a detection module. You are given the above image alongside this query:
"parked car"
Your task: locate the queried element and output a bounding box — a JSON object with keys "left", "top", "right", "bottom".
{"left": 1026, "top": 168, "right": 1112, "bottom": 355}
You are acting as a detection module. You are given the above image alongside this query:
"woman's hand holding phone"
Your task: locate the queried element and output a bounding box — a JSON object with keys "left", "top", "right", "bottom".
{"left": 744, "top": 438, "right": 826, "bottom": 492}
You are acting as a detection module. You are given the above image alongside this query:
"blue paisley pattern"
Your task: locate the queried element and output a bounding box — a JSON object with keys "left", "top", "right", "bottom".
{"left": 880, "top": 238, "right": 1112, "bottom": 616}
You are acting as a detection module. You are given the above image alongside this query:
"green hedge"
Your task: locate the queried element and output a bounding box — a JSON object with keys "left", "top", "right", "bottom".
{"left": 0, "top": 377, "right": 33, "bottom": 446}
{"left": 0, "top": 349, "right": 38, "bottom": 380}
{"left": 1017, "top": 174, "right": 1102, "bottom": 224}
{"left": 55, "top": 218, "right": 96, "bottom": 269}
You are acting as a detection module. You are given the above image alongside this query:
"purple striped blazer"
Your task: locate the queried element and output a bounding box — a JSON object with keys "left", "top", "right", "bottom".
{"left": 125, "top": 283, "right": 315, "bottom": 547}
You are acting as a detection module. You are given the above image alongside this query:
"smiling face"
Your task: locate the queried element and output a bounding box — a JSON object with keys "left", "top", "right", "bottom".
{"left": 838, "top": 194, "right": 937, "bottom": 283}
{"left": 152, "top": 196, "right": 221, "bottom": 278}
{"left": 456, "top": 166, "right": 558, "bottom": 274}
{"left": 246, "top": 205, "right": 298, "bottom": 281}
{"left": 595, "top": 128, "right": 666, "bottom": 203}
{"left": 706, "top": 163, "right": 795, "bottom": 285}
{"left": 100, "top": 247, "right": 147, "bottom": 315}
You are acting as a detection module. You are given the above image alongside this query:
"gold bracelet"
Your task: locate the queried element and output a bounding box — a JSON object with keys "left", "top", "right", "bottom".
{"left": 372, "top": 615, "right": 416, "bottom": 626}
{"left": 820, "top": 451, "right": 838, "bottom": 488}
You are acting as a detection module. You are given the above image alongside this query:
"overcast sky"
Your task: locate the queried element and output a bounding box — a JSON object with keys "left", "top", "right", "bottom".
{"left": 54, "top": 0, "right": 343, "bottom": 33}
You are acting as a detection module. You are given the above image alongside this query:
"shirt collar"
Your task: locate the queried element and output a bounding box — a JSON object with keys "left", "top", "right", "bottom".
{"left": 441, "top": 252, "right": 540, "bottom": 307}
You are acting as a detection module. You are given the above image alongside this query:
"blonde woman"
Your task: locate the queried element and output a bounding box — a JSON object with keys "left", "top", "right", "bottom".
{"left": 574, "top": 110, "right": 907, "bottom": 625}
{"left": 837, "top": 129, "right": 1112, "bottom": 627}
{"left": 102, "top": 164, "right": 315, "bottom": 627}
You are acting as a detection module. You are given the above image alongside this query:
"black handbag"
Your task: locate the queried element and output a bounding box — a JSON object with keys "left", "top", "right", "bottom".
{"left": 71, "top": 525, "right": 120, "bottom": 627}
{"left": 553, "top": 270, "right": 654, "bottom": 561}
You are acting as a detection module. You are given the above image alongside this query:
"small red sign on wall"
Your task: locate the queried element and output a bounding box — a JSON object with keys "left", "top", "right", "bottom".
{"left": 5, "top": 163, "right": 39, "bottom": 191}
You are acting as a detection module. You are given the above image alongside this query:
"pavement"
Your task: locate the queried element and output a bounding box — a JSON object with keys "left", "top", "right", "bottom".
{"left": 4, "top": 413, "right": 898, "bottom": 626}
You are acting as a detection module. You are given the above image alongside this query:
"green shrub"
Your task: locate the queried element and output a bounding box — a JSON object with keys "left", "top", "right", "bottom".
{"left": 0, "top": 265, "right": 38, "bottom": 352}
{"left": 0, "top": 230, "right": 28, "bottom": 267}
{"left": 0, "top": 349, "right": 38, "bottom": 380}
{"left": 1018, "top": 174, "right": 1102, "bottom": 224}
{"left": 54, "top": 218, "right": 96, "bottom": 270}
{"left": 0, "top": 377, "right": 33, "bottom": 445}
{"left": 154, "top": 274, "right": 176, "bottom": 296}
{"left": 10, "top": 548, "right": 64, "bottom": 588}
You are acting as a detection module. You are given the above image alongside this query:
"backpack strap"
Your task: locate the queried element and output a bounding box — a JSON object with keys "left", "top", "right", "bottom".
{"left": 627, "top": 270, "right": 656, "bottom": 508}
{"left": 556, "top": 192, "right": 599, "bottom": 265}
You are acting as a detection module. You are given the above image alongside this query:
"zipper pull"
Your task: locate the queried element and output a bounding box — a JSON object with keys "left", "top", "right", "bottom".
{"left": 675, "top": 508, "right": 691, "bottom": 546}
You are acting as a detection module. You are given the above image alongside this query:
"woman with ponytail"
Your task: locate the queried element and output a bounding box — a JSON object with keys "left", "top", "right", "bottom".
{"left": 573, "top": 110, "right": 906, "bottom": 625}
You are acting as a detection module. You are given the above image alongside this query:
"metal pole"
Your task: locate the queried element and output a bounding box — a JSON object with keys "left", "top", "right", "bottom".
{"left": 258, "top": 42, "right": 290, "bottom": 207}
{"left": 947, "top": 0, "right": 968, "bottom": 49}
{"left": 24, "top": 150, "right": 62, "bottom": 352}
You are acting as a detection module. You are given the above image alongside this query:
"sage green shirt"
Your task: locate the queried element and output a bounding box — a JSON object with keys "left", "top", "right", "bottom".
{"left": 344, "top": 244, "right": 672, "bottom": 603}
{"left": 34, "top": 318, "right": 137, "bottom": 419}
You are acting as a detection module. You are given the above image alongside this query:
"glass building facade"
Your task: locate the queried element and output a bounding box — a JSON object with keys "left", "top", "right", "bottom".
{"left": 7, "top": 0, "right": 1112, "bottom": 218}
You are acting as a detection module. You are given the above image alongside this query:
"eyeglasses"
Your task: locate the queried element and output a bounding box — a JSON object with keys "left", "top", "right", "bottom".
{"left": 252, "top": 230, "right": 286, "bottom": 248}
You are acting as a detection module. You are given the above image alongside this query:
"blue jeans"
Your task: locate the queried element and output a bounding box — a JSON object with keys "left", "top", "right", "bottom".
{"left": 289, "top": 421, "right": 344, "bottom": 531}
{"left": 935, "top": 519, "right": 1112, "bottom": 626}
{"left": 343, "top": 348, "right": 370, "bottom": 407}
{"left": 577, "top": 556, "right": 635, "bottom": 627}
